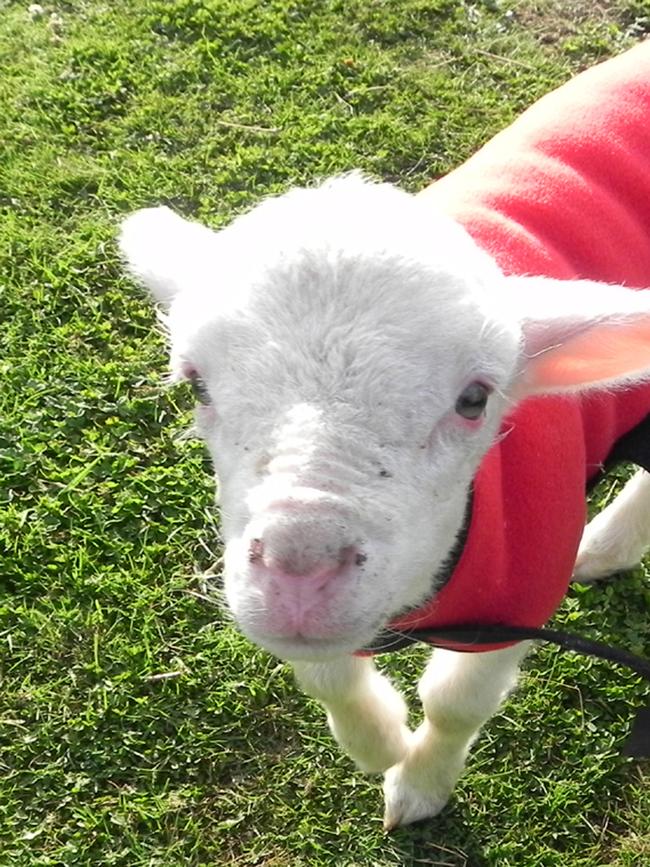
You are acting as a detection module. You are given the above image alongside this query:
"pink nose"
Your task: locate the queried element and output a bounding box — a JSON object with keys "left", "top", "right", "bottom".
{"left": 243, "top": 524, "right": 367, "bottom": 638}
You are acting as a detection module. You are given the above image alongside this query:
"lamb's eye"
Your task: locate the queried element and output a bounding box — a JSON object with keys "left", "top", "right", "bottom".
{"left": 455, "top": 382, "right": 490, "bottom": 420}
{"left": 188, "top": 371, "right": 211, "bottom": 405}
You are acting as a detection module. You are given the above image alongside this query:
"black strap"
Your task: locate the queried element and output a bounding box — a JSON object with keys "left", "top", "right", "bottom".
{"left": 365, "top": 624, "right": 650, "bottom": 758}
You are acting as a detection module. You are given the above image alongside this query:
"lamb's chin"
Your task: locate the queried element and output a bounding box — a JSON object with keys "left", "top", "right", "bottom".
{"left": 237, "top": 620, "right": 383, "bottom": 662}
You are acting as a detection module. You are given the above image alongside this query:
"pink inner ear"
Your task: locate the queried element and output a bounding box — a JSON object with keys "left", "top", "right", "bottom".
{"left": 525, "top": 319, "right": 650, "bottom": 391}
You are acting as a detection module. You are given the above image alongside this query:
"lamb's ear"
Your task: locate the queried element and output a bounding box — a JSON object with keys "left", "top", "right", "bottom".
{"left": 118, "top": 206, "right": 219, "bottom": 305}
{"left": 509, "top": 276, "right": 650, "bottom": 398}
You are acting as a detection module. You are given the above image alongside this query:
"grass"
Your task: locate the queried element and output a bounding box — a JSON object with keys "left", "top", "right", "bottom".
{"left": 1, "top": 0, "right": 650, "bottom": 863}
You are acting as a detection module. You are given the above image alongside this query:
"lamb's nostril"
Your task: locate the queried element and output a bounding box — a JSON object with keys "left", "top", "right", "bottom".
{"left": 249, "top": 538, "right": 264, "bottom": 563}
{"left": 338, "top": 545, "right": 366, "bottom": 569}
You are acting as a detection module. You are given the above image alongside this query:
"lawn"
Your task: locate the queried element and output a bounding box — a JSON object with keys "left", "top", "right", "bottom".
{"left": 1, "top": 0, "right": 650, "bottom": 864}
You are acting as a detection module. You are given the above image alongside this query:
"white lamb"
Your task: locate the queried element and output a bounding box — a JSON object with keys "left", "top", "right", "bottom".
{"left": 117, "top": 25, "right": 650, "bottom": 833}
{"left": 119, "top": 169, "right": 650, "bottom": 827}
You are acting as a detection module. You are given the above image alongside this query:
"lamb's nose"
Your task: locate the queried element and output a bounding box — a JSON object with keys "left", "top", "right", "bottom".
{"left": 247, "top": 535, "right": 364, "bottom": 584}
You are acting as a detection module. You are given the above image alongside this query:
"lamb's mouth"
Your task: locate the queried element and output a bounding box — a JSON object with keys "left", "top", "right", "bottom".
{"left": 254, "top": 632, "right": 365, "bottom": 662}
{"left": 247, "top": 613, "right": 393, "bottom": 661}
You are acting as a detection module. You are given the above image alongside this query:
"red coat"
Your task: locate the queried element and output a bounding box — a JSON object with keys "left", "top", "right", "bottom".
{"left": 386, "top": 42, "right": 650, "bottom": 651}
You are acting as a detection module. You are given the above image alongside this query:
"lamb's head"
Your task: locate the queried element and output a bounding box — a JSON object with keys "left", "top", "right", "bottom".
{"left": 120, "top": 174, "right": 650, "bottom": 661}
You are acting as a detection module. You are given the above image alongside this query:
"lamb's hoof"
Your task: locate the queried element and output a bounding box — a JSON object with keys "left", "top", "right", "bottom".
{"left": 382, "top": 765, "right": 450, "bottom": 831}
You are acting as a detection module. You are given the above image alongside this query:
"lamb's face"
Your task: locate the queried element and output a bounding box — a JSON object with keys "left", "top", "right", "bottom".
{"left": 122, "top": 176, "right": 522, "bottom": 661}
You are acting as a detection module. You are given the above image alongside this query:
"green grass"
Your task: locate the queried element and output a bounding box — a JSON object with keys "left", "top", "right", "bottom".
{"left": 1, "top": 0, "right": 649, "bottom": 863}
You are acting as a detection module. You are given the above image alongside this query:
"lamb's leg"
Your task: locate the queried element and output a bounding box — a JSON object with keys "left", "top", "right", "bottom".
{"left": 574, "top": 469, "right": 650, "bottom": 582}
{"left": 293, "top": 656, "right": 411, "bottom": 774}
{"left": 383, "top": 642, "right": 529, "bottom": 829}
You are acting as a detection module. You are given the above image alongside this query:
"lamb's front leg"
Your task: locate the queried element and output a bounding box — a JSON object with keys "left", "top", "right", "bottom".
{"left": 383, "top": 642, "right": 530, "bottom": 829}
{"left": 293, "top": 655, "right": 411, "bottom": 774}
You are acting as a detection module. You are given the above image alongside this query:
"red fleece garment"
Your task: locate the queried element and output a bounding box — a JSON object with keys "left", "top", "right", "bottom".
{"left": 387, "top": 42, "right": 650, "bottom": 652}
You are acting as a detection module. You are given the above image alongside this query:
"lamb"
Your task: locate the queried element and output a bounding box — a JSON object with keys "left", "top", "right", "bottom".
{"left": 119, "top": 41, "right": 650, "bottom": 828}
